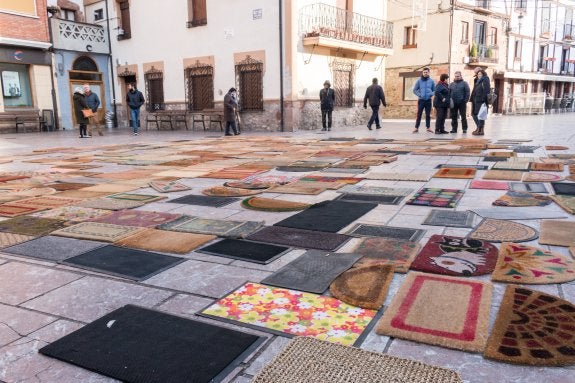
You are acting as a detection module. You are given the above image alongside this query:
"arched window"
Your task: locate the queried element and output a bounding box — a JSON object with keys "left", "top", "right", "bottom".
{"left": 72, "top": 56, "right": 98, "bottom": 72}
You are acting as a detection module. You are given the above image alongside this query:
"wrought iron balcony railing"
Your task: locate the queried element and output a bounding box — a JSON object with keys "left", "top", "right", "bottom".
{"left": 300, "top": 3, "right": 393, "bottom": 49}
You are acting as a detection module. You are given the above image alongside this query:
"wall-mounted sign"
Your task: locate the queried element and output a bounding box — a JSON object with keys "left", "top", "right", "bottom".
{"left": 1, "top": 71, "right": 22, "bottom": 97}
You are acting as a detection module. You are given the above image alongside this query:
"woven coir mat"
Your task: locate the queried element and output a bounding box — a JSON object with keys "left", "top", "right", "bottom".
{"left": 329, "top": 264, "right": 394, "bottom": 310}
{"left": 469, "top": 218, "right": 538, "bottom": 243}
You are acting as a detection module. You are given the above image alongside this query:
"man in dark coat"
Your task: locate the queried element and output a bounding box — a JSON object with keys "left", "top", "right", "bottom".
{"left": 126, "top": 83, "right": 145, "bottom": 135}
{"left": 470, "top": 68, "right": 490, "bottom": 136}
{"left": 223, "top": 88, "right": 239, "bottom": 136}
{"left": 363, "top": 77, "right": 387, "bottom": 130}
{"left": 448, "top": 71, "right": 470, "bottom": 133}
{"left": 319, "top": 80, "right": 335, "bottom": 131}
{"left": 84, "top": 84, "right": 102, "bottom": 136}
{"left": 73, "top": 87, "right": 90, "bottom": 138}
{"left": 433, "top": 74, "right": 450, "bottom": 134}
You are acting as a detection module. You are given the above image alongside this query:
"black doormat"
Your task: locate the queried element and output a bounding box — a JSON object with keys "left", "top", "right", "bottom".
{"left": 422, "top": 210, "right": 476, "bottom": 228}
{"left": 482, "top": 156, "right": 509, "bottom": 162}
{"left": 509, "top": 182, "right": 548, "bottom": 193}
{"left": 62, "top": 245, "right": 184, "bottom": 281}
{"left": 346, "top": 224, "right": 426, "bottom": 242}
{"left": 247, "top": 226, "right": 351, "bottom": 251}
{"left": 435, "top": 164, "right": 489, "bottom": 170}
{"left": 274, "top": 200, "right": 377, "bottom": 233}
{"left": 551, "top": 182, "right": 575, "bottom": 196}
{"left": 261, "top": 250, "right": 362, "bottom": 294}
{"left": 275, "top": 166, "right": 324, "bottom": 172}
{"left": 335, "top": 194, "right": 403, "bottom": 205}
{"left": 168, "top": 194, "right": 239, "bottom": 207}
{"left": 198, "top": 238, "right": 290, "bottom": 264}
{"left": 39, "top": 305, "right": 264, "bottom": 383}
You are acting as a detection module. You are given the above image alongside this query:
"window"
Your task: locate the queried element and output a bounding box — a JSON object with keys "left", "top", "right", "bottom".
{"left": 538, "top": 45, "right": 548, "bottom": 69}
{"left": 474, "top": 21, "right": 486, "bottom": 45}
{"left": 403, "top": 26, "right": 417, "bottom": 48}
{"left": 514, "top": 40, "right": 522, "bottom": 60}
{"left": 185, "top": 64, "right": 214, "bottom": 111}
{"left": 117, "top": 0, "right": 131, "bottom": 40}
{"left": 0, "top": 63, "right": 33, "bottom": 107}
{"left": 333, "top": 61, "right": 354, "bottom": 107}
{"left": 461, "top": 21, "right": 469, "bottom": 43}
{"left": 476, "top": 0, "right": 490, "bottom": 8}
{"left": 145, "top": 67, "right": 164, "bottom": 111}
{"left": 561, "top": 48, "right": 569, "bottom": 72}
{"left": 94, "top": 8, "right": 104, "bottom": 21}
{"left": 61, "top": 9, "right": 75, "bottom": 21}
{"left": 489, "top": 27, "right": 497, "bottom": 45}
{"left": 235, "top": 56, "right": 263, "bottom": 111}
{"left": 187, "top": 0, "right": 207, "bottom": 28}
{"left": 514, "top": 0, "right": 527, "bottom": 9}
{"left": 541, "top": 4, "right": 551, "bottom": 34}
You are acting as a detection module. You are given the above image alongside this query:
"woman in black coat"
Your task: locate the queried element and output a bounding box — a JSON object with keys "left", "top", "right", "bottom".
{"left": 470, "top": 69, "right": 490, "bottom": 135}
{"left": 433, "top": 74, "right": 450, "bottom": 134}
{"left": 73, "top": 86, "right": 90, "bottom": 138}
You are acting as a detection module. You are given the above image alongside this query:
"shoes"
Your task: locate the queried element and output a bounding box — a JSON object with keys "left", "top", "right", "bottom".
{"left": 79, "top": 136, "right": 84, "bottom": 138}
{"left": 225, "top": 133, "right": 233, "bottom": 136}
{"left": 133, "top": 132, "right": 138, "bottom": 136}
{"left": 449, "top": 130, "right": 457, "bottom": 133}
{"left": 412, "top": 129, "right": 418, "bottom": 133}
{"left": 367, "top": 125, "right": 372, "bottom": 130}
{"left": 462, "top": 130, "right": 467, "bottom": 133}
{"left": 376, "top": 126, "right": 381, "bottom": 130}
{"left": 426, "top": 128, "right": 433, "bottom": 133}
{"left": 85, "top": 135, "right": 91, "bottom": 138}
{"left": 321, "top": 128, "right": 327, "bottom": 131}
{"left": 440, "top": 131, "right": 449, "bottom": 134}
{"left": 327, "top": 128, "right": 331, "bottom": 131}
{"left": 234, "top": 132, "right": 241, "bottom": 135}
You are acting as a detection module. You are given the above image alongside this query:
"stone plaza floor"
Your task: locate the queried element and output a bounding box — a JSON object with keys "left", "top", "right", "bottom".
{"left": 0, "top": 113, "right": 573, "bottom": 383}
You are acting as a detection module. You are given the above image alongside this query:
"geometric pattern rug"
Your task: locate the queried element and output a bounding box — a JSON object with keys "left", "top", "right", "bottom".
{"left": 114, "top": 229, "right": 216, "bottom": 254}
{"left": 405, "top": 188, "right": 464, "bottom": 208}
{"left": 468, "top": 218, "right": 538, "bottom": 243}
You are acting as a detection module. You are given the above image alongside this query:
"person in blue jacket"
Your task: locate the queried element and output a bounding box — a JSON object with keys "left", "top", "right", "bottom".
{"left": 412, "top": 67, "right": 435, "bottom": 133}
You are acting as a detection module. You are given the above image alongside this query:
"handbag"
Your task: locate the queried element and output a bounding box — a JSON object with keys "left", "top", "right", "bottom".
{"left": 82, "top": 109, "right": 94, "bottom": 118}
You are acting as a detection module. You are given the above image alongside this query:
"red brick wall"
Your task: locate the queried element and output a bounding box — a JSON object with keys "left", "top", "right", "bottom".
{"left": 0, "top": 0, "right": 49, "bottom": 43}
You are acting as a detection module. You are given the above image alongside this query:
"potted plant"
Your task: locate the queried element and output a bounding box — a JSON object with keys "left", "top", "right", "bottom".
{"left": 470, "top": 42, "right": 478, "bottom": 58}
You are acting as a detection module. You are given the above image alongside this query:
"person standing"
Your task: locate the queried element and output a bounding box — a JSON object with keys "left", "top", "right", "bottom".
{"left": 224, "top": 87, "right": 239, "bottom": 136}
{"left": 126, "top": 83, "right": 145, "bottom": 135}
{"left": 448, "top": 71, "right": 470, "bottom": 133}
{"left": 84, "top": 84, "right": 103, "bottom": 136}
{"left": 413, "top": 67, "right": 435, "bottom": 133}
{"left": 72, "top": 86, "right": 90, "bottom": 138}
{"left": 433, "top": 74, "right": 450, "bottom": 134}
{"left": 470, "top": 69, "right": 490, "bottom": 136}
{"left": 363, "top": 78, "right": 387, "bottom": 130}
{"left": 319, "top": 80, "right": 335, "bottom": 131}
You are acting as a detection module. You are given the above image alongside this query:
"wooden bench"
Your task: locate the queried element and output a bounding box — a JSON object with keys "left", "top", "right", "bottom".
{"left": 145, "top": 111, "right": 189, "bottom": 131}
{"left": 0, "top": 111, "right": 42, "bottom": 133}
{"left": 201, "top": 109, "right": 224, "bottom": 131}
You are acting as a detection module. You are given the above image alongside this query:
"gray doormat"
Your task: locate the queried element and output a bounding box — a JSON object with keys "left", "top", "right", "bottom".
{"left": 422, "top": 210, "right": 476, "bottom": 228}
{"left": 470, "top": 207, "right": 568, "bottom": 220}
{"left": 335, "top": 194, "right": 404, "bottom": 205}
{"left": 435, "top": 164, "right": 489, "bottom": 170}
{"left": 2, "top": 235, "right": 105, "bottom": 262}
{"left": 157, "top": 215, "right": 264, "bottom": 238}
{"left": 168, "top": 195, "right": 239, "bottom": 207}
{"left": 509, "top": 182, "right": 548, "bottom": 193}
{"left": 346, "top": 224, "right": 425, "bottom": 242}
{"left": 261, "top": 250, "right": 362, "bottom": 293}
{"left": 247, "top": 226, "right": 351, "bottom": 251}
{"left": 512, "top": 145, "right": 540, "bottom": 153}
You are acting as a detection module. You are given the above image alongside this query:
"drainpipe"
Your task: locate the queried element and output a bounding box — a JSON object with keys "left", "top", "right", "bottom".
{"left": 46, "top": 14, "right": 60, "bottom": 131}
{"left": 279, "top": 0, "right": 284, "bottom": 132}
{"left": 105, "top": 0, "right": 118, "bottom": 127}
{"left": 448, "top": 1, "right": 454, "bottom": 77}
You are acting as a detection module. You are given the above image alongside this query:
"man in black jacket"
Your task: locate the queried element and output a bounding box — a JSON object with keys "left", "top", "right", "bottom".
{"left": 126, "top": 83, "right": 145, "bottom": 135}
{"left": 319, "top": 80, "right": 335, "bottom": 131}
{"left": 448, "top": 71, "right": 470, "bottom": 133}
{"left": 363, "top": 78, "right": 387, "bottom": 130}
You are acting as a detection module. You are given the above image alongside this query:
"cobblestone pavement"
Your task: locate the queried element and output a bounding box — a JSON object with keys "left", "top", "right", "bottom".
{"left": 0, "top": 113, "right": 573, "bottom": 383}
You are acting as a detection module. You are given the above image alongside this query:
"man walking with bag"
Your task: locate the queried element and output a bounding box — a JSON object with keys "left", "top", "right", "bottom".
{"left": 448, "top": 71, "right": 470, "bottom": 133}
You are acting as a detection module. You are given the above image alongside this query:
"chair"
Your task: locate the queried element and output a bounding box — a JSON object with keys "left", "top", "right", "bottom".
{"left": 208, "top": 113, "right": 223, "bottom": 131}
{"left": 145, "top": 113, "right": 159, "bottom": 130}
{"left": 173, "top": 112, "right": 188, "bottom": 130}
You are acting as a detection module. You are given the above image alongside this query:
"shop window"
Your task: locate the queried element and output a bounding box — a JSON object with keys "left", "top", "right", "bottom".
{"left": 0, "top": 63, "right": 33, "bottom": 107}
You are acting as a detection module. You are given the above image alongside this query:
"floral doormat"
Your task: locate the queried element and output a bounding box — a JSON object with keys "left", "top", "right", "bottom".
{"left": 469, "top": 180, "right": 509, "bottom": 190}
{"left": 375, "top": 272, "right": 492, "bottom": 352}
{"left": 405, "top": 188, "right": 464, "bottom": 208}
{"left": 492, "top": 191, "right": 551, "bottom": 207}
{"left": 491, "top": 242, "right": 575, "bottom": 284}
{"left": 93, "top": 210, "right": 181, "bottom": 228}
{"left": 241, "top": 197, "right": 310, "bottom": 212}
{"left": 433, "top": 167, "right": 477, "bottom": 179}
{"left": 148, "top": 180, "right": 191, "bottom": 193}
{"left": 550, "top": 194, "right": 575, "bottom": 214}
{"left": 351, "top": 237, "right": 421, "bottom": 273}
{"left": 329, "top": 265, "right": 394, "bottom": 310}
{"left": 469, "top": 218, "right": 538, "bottom": 243}
{"left": 201, "top": 282, "right": 377, "bottom": 346}
{"left": 484, "top": 286, "right": 575, "bottom": 366}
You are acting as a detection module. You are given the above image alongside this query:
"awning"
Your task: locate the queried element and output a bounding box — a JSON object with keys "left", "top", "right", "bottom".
{"left": 503, "top": 71, "right": 575, "bottom": 83}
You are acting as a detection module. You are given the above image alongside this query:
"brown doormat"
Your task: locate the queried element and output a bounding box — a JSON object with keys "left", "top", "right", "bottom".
{"left": 329, "top": 264, "right": 394, "bottom": 310}
{"left": 252, "top": 337, "right": 463, "bottom": 383}
{"left": 376, "top": 272, "right": 492, "bottom": 352}
{"left": 0, "top": 216, "right": 67, "bottom": 236}
{"left": 201, "top": 186, "right": 261, "bottom": 197}
{"left": 0, "top": 232, "right": 35, "bottom": 249}
{"left": 482, "top": 170, "right": 524, "bottom": 181}
{"left": 268, "top": 183, "right": 328, "bottom": 195}
{"left": 352, "top": 237, "right": 421, "bottom": 272}
{"left": 539, "top": 220, "right": 575, "bottom": 247}
{"left": 241, "top": 197, "right": 310, "bottom": 212}
{"left": 433, "top": 167, "right": 477, "bottom": 179}
{"left": 469, "top": 218, "right": 538, "bottom": 243}
{"left": 545, "top": 145, "right": 569, "bottom": 150}
{"left": 530, "top": 162, "right": 564, "bottom": 172}
{"left": 550, "top": 195, "right": 575, "bottom": 214}
{"left": 491, "top": 242, "right": 575, "bottom": 284}
{"left": 484, "top": 286, "right": 575, "bottom": 366}
{"left": 114, "top": 229, "right": 216, "bottom": 254}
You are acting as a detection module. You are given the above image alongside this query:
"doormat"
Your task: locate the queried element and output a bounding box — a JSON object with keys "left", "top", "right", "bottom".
{"left": 335, "top": 193, "right": 404, "bottom": 205}
{"left": 512, "top": 145, "right": 540, "bottom": 153}
{"left": 470, "top": 207, "right": 568, "bottom": 220}
{"left": 492, "top": 242, "right": 575, "bottom": 284}
{"left": 363, "top": 172, "right": 433, "bottom": 181}
{"left": 0, "top": 232, "right": 35, "bottom": 249}
{"left": 31, "top": 206, "right": 112, "bottom": 223}
{"left": 52, "top": 222, "right": 144, "bottom": 242}
{"left": 329, "top": 265, "right": 394, "bottom": 310}
{"left": 274, "top": 200, "right": 377, "bottom": 233}
{"left": 482, "top": 156, "right": 511, "bottom": 162}
{"left": 75, "top": 198, "right": 145, "bottom": 210}
{"left": 149, "top": 179, "right": 191, "bottom": 193}
{"left": 469, "top": 180, "right": 510, "bottom": 190}
{"left": 484, "top": 286, "right": 575, "bottom": 366}
{"left": 40, "top": 304, "right": 264, "bottom": 383}
{"left": 551, "top": 182, "right": 575, "bottom": 196}
{"left": 253, "top": 337, "right": 463, "bottom": 383}
{"left": 241, "top": 197, "right": 310, "bottom": 212}
{"left": 198, "top": 238, "right": 290, "bottom": 264}
{"left": 267, "top": 183, "right": 327, "bottom": 195}
{"left": 433, "top": 167, "right": 477, "bottom": 179}
{"left": 2, "top": 235, "right": 104, "bottom": 262}
{"left": 482, "top": 170, "right": 524, "bottom": 181}
{"left": 80, "top": 183, "right": 138, "bottom": 194}
{"left": 321, "top": 168, "right": 367, "bottom": 175}
{"left": 275, "top": 166, "right": 324, "bottom": 172}
{"left": 158, "top": 216, "right": 264, "bottom": 238}
{"left": 261, "top": 250, "right": 362, "bottom": 293}
{"left": 550, "top": 195, "right": 575, "bottom": 214}
{"left": 422, "top": 210, "right": 476, "bottom": 228}
{"left": 200, "top": 282, "right": 376, "bottom": 346}
{"left": 508, "top": 182, "right": 548, "bottom": 193}
{"left": 410, "top": 235, "right": 498, "bottom": 277}
{"left": 168, "top": 194, "right": 240, "bottom": 207}
{"left": 352, "top": 237, "right": 421, "bottom": 273}
{"left": 405, "top": 188, "right": 464, "bottom": 208}
{"left": 436, "top": 164, "right": 489, "bottom": 170}
{"left": 469, "top": 219, "right": 538, "bottom": 243}
{"left": 491, "top": 161, "right": 531, "bottom": 171}
{"left": 337, "top": 185, "right": 413, "bottom": 196}
{"left": 539, "top": 220, "right": 575, "bottom": 247}
{"left": 199, "top": 168, "right": 267, "bottom": 180}
{"left": 522, "top": 172, "right": 564, "bottom": 182}
{"left": 530, "top": 162, "right": 564, "bottom": 172}
{"left": 0, "top": 204, "right": 46, "bottom": 217}
{"left": 106, "top": 193, "right": 165, "bottom": 203}
{"left": 492, "top": 191, "right": 551, "bottom": 207}
{"left": 486, "top": 151, "right": 516, "bottom": 158}
{"left": 92, "top": 210, "right": 181, "bottom": 228}
{"left": 8, "top": 196, "right": 79, "bottom": 209}
{"left": 202, "top": 186, "right": 261, "bottom": 197}
{"left": 247, "top": 226, "right": 351, "bottom": 251}
{"left": 375, "top": 272, "right": 492, "bottom": 352}
{"left": 0, "top": 216, "right": 67, "bottom": 236}
{"left": 321, "top": 137, "right": 356, "bottom": 141}
{"left": 115, "top": 229, "right": 215, "bottom": 254}
{"left": 346, "top": 224, "right": 425, "bottom": 242}
{"left": 63, "top": 245, "right": 184, "bottom": 281}
{"left": 545, "top": 145, "right": 569, "bottom": 150}
{"left": 299, "top": 175, "right": 363, "bottom": 184}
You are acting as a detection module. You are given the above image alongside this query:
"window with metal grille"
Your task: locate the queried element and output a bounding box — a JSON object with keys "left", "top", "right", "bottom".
{"left": 235, "top": 56, "right": 263, "bottom": 111}
{"left": 117, "top": 0, "right": 131, "bottom": 40}
{"left": 333, "top": 61, "right": 354, "bottom": 108}
{"left": 145, "top": 67, "right": 164, "bottom": 111}
{"left": 185, "top": 63, "right": 214, "bottom": 111}
{"left": 187, "top": 0, "right": 207, "bottom": 28}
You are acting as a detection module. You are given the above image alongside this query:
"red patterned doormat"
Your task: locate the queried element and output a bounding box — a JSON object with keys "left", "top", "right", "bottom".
{"left": 376, "top": 272, "right": 492, "bottom": 352}
{"left": 484, "top": 286, "right": 575, "bottom": 366}
{"left": 433, "top": 167, "right": 477, "bottom": 179}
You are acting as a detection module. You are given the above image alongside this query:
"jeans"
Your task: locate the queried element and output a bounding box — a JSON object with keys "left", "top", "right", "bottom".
{"left": 435, "top": 107, "right": 448, "bottom": 132}
{"left": 321, "top": 110, "right": 332, "bottom": 129}
{"left": 225, "top": 120, "right": 238, "bottom": 135}
{"left": 450, "top": 102, "right": 468, "bottom": 132}
{"left": 130, "top": 108, "right": 140, "bottom": 133}
{"left": 415, "top": 99, "right": 432, "bottom": 129}
{"left": 367, "top": 105, "right": 381, "bottom": 128}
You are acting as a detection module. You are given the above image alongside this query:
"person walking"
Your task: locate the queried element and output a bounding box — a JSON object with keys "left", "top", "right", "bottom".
{"left": 363, "top": 77, "right": 387, "bottom": 130}
{"left": 73, "top": 86, "right": 90, "bottom": 138}
{"left": 83, "top": 84, "right": 103, "bottom": 136}
{"left": 412, "top": 67, "right": 435, "bottom": 133}
{"left": 470, "top": 69, "right": 490, "bottom": 136}
{"left": 224, "top": 87, "right": 240, "bottom": 136}
{"left": 448, "top": 71, "right": 470, "bottom": 133}
{"left": 126, "top": 83, "right": 145, "bottom": 135}
{"left": 319, "top": 80, "right": 335, "bottom": 131}
{"left": 433, "top": 74, "right": 450, "bottom": 134}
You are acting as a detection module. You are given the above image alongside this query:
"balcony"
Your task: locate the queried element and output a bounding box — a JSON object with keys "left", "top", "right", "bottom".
{"left": 50, "top": 18, "right": 109, "bottom": 54}
{"left": 469, "top": 44, "right": 499, "bottom": 65}
{"left": 300, "top": 3, "right": 393, "bottom": 56}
